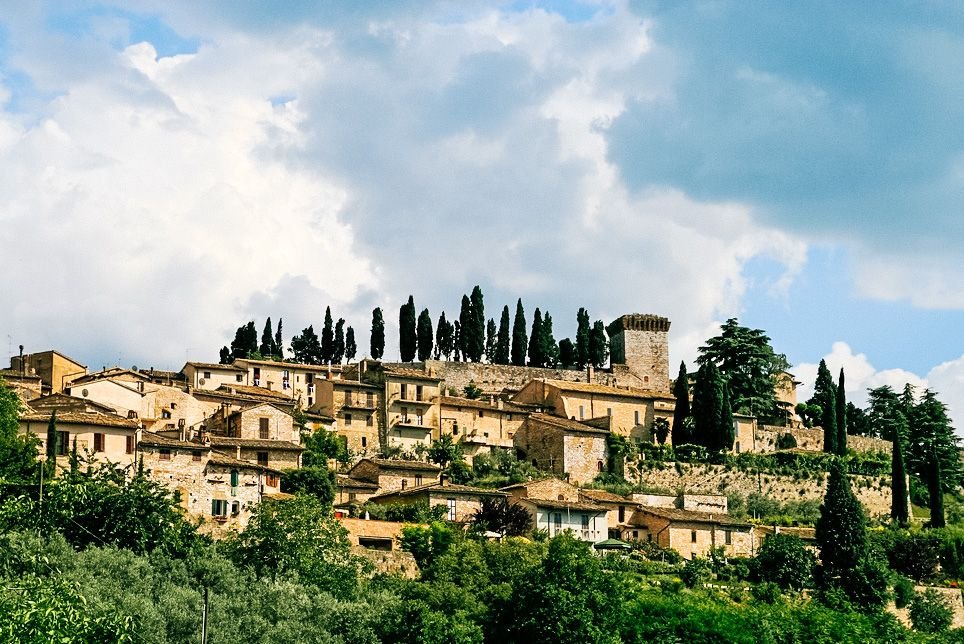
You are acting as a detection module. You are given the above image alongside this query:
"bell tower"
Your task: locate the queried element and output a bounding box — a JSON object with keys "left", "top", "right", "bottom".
{"left": 607, "top": 314, "right": 671, "bottom": 391}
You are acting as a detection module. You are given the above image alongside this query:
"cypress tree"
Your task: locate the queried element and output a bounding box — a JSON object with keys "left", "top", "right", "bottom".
{"left": 275, "top": 318, "right": 284, "bottom": 359}
{"left": 575, "top": 307, "right": 590, "bottom": 368}
{"left": 814, "top": 360, "right": 838, "bottom": 454}
{"left": 542, "top": 312, "right": 558, "bottom": 368}
{"left": 245, "top": 321, "right": 258, "bottom": 356}
{"left": 399, "top": 296, "right": 417, "bottom": 362}
{"left": 344, "top": 326, "right": 357, "bottom": 362}
{"left": 672, "top": 361, "right": 691, "bottom": 447}
{"left": 45, "top": 410, "right": 58, "bottom": 471}
{"left": 691, "top": 362, "right": 724, "bottom": 450}
{"left": 469, "top": 285, "right": 485, "bottom": 362}
{"left": 494, "top": 306, "right": 511, "bottom": 364}
{"left": 370, "top": 308, "right": 385, "bottom": 360}
{"left": 908, "top": 389, "right": 962, "bottom": 513}
{"left": 219, "top": 346, "right": 231, "bottom": 364}
{"left": 891, "top": 422, "right": 909, "bottom": 525}
{"left": 417, "top": 308, "right": 434, "bottom": 361}
{"left": 836, "top": 368, "right": 847, "bottom": 455}
{"left": 511, "top": 299, "right": 527, "bottom": 366}
{"left": 453, "top": 321, "right": 462, "bottom": 362}
{"left": 333, "top": 318, "right": 346, "bottom": 363}
{"left": 435, "top": 312, "right": 453, "bottom": 360}
{"left": 458, "top": 295, "right": 474, "bottom": 362}
{"left": 321, "top": 307, "right": 335, "bottom": 364}
{"left": 929, "top": 446, "right": 946, "bottom": 528}
{"left": 719, "top": 384, "right": 734, "bottom": 452}
{"left": 588, "top": 320, "right": 608, "bottom": 368}
{"left": 528, "top": 308, "right": 544, "bottom": 367}
{"left": 558, "top": 338, "right": 575, "bottom": 368}
{"left": 485, "top": 318, "right": 496, "bottom": 362}
{"left": 260, "top": 317, "right": 274, "bottom": 357}
{"left": 816, "top": 459, "right": 867, "bottom": 586}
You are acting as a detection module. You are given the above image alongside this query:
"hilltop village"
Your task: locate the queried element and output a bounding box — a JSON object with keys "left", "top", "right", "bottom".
{"left": 5, "top": 313, "right": 897, "bottom": 562}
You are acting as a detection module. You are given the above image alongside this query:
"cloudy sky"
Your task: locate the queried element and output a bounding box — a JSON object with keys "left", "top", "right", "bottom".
{"left": 1, "top": 1, "right": 962, "bottom": 426}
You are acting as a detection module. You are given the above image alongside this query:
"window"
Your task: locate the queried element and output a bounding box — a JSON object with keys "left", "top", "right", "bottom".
{"left": 265, "top": 474, "right": 279, "bottom": 488}
{"left": 345, "top": 413, "right": 353, "bottom": 426}
{"left": 259, "top": 417, "right": 269, "bottom": 439}
{"left": 162, "top": 409, "right": 171, "bottom": 419}
{"left": 691, "top": 530, "right": 697, "bottom": 543}
{"left": 581, "top": 514, "right": 590, "bottom": 529}
{"left": 416, "top": 385, "right": 423, "bottom": 401}
{"left": 415, "top": 475, "right": 423, "bottom": 486}
{"left": 607, "top": 407, "right": 612, "bottom": 417}
{"left": 211, "top": 499, "right": 228, "bottom": 517}
{"left": 579, "top": 405, "right": 584, "bottom": 420}
{"left": 203, "top": 371, "right": 211, "bottom": 379}
{"left": 231, "top": 501, "right": 240, "bottom": 516}
{"left": 735, "top": 441, "right": 741, "bottom": 453}
{"left": 345, "top": 391, "right": 353, "bottom": 406}
{"left": 725, "top": 530, "right": 732, "bottom": 545}
{"left": 400, "top": 383, "right": 408, "bottom": 400}
{"left": 361, "top": 437, "right": 367, "bottom": 448}
{"left": 308, "top": 397, "right": 313, "bottom": 407}
{"left": 257, "top": 452, "right": 268, "bottom": 466}
{"left": 507, "top": 414, "right": 513, "bottom": 421}
{"left": 416, "top": 412, "right": 423, "bottom": 426}
{"left": 160, "top": 448, "right": 171, "bottom": 461}
{"left": 400, "top": 407, "right": 408, "bottom": 423}
{"left": 479, "top": 410, "right": 484, "bottom": 418}
{"left": 170, "top": 402, "right": 177, "bottom": 410}
{"left": 401, "top": 479, "right": 407, "bottom": 490}
{"left": 126, "top": 435, "right": 135, "bottom": 454}
{"left": 597, "top": 460, "right": 604, "bottom": 472}
{"left": 349, "top": 491, "right": 357, "bottom": 502}
{"left": 366, "top": 392, "right": 374, "bottom": 407}
{"left": 236, "top": 374, "right": 243, "bottom": 382}
{"left": 453, "top": 423, "right": 459, "bottom": 435}
{"left": 57, "top": 431, "right": 69, "bottom": 456}
{"left": 366, "top": 415, "right": 373, "bottom": 427}
{"left": 634, "top": 410, "right": 640, "bottom": 425}
{"left": 93, "top": 433, "right": 105, "bottom": 452}
{"left": 447, "top": 498, "right": 456, "bottom": 520}
{"left": 193, "top": 451, "right": 201, "bottom": 462}
{"left": 230, "top": 469, "right": 239, "bottom": 487}
{"left": 618, "top": 505, "right": 625, "bottom": 523}
{"left": 553, "top": 512, "right": 562, "bottom": 531}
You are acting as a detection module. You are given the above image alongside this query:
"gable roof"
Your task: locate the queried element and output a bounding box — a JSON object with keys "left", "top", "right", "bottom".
{"left": 518, "top": 497, "right": 608, "bottom": 513}
{"left": 353, "top": 458, "right": 441, "bottom": 473}
{"left": 234, "top": 358, "right": 339, "bottom": 373}
{"left": 26, "top": 393, "right": 116, "bottom": 414}
{"left": 207, "top": 453, "right": 284, "bottom": 475}
{"left": 20, "top": 350, "right": 87, "bottom": 369}
{"left": 139, "top": 432, "right": 204, "bottom": 449}
{"left": 20, "top": 411, "right": 140, "bottom": 430}
{"left": 536, "top": 379, "right": 675, "bottom": 401}
{"left": 369, "top": 482, "right": 507, "bottom": 501}
{"left": 335, "top": 475, "right": 379, "bottom": 490}
{"left": 182, "top": 361, "right": 246, "bottom": 372}
{"left": 439, "top": 396, "right": 529, "bottom": 414}
{"left": 579, "top": 488, "right": 636, "bottom": 505}
{"left": 231, "top": 401, "right": 294, "bottom": 417}
{"left": 217, "top": 384, "right": 291, "bottom": 401}
{"left": 70, "top": 368, "right": 151, "bottom": 384}
{"left": 526, "top": 412, "right": 609, "bottom": 435}
{"left": 498, "top": 477, "right": 559, "bottom": 492}
{"left": 634, "top": 506, "right": 751, "bottom": 528}
{"left": 207, "top": 437, "right": 304, "bottom": 451}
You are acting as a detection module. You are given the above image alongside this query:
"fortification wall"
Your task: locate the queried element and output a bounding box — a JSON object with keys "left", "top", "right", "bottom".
{"left": 754, "top": 426, "right": 892, "bottom": 455}
{"left": 631, "top": 462, "right": 893, "bottom": 519}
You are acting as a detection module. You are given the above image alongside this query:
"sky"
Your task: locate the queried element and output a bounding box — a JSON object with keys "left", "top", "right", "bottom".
{"left": 1, "top": 1, "right": 963, "bottom": 428}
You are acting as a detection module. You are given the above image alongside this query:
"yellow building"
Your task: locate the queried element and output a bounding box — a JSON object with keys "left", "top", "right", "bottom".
{"left": 232, "top": 358, "right": 339, "bottom": 406}
{"left": 512, "top": 413, "right": 610, "bottom": 484}
{"left": 621, "top": 507, "right": 753, "bottom": 559}
{"left": 512, "top": 379, "right": 674, "bottom": 443}
{"left": 384, "top": 367, "right": 441, "bottom": 452}
{"left": 439, "top": 395, "right": 527, "bottom": 458}
{"left": 181, "top": 362, "right": 248, "bottom": 391}
{"left": 10, "top": 350, "right": 87, "bottom": 395}
{"left": 367, "top": 480, "right": 508, "bottom": 523}
{"left": 314, "top": 378, "right": 382, "bottom": 454}
{"left": 20, "top": 410, "right": 141, "bottom": 470}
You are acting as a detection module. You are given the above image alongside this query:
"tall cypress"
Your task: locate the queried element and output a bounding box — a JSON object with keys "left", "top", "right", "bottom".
{"left": 274, "top": 318, "right": 284, "bottom": 359}
{"left": 435, "top": 312, "right": 453, "bottom": 360}
{"left": 260, "top": 317, "right": 274, "bottom": 357}
{"left": 344, "top": 326, "right": 357, "bottom": 362}
{"left": 542, "top": 311, "right": 558, "bottom": 367}
{"left": 511, "top": 299, "right": 527, "bottom": 366}
{"left": 588, "top": 320, "right": 609, "bottom": 368}
{"left": 528, "top": 308, "right": 544, "bottom": 367}
{"left": 370, "top": 307, "right": 385, "bottom": 360}
{"left": 814, "top": 360, "right": 838, "bottom": 454}
{"left": 575, "top": 307, "right": 590, "bottom": 368}
{"left": 816, "top": 459, "right": 868, "bottom": 586}
{"left": 469, "top": 285, "right": 485, "bottom": 362}
{"left": 333, "top": 318, "right": 346, "bottom": 363}
{"left": 691, "top": 362, "right": 724, "bottom": 450}
{"left": 45, "top": 410, "right": 58, "bottom": 470}
{"left": 485, "top": 318, "right": 497, "bottom": 362}
{"left": 719, "top": 384, "right": 734, "bottom": 452}
{"left": 321, "top": 307, "right": 335, "bottom": 364}
{"left": 399, "top": 296, "right": 417, "bottom": 362}
{"left": 453, "top": 321, "right": 462, "bottom": 362}
{"left": 458, "top": 295, "right": 474, "bottom": 362}
{"left": 417, "top": 308, "right": 434, "bottom": 361}
{"left": 929, "top": 447, "right": 946, "bottom": 528}
{"left": 672, "top": 361, "right": 691, "bottom": 447}
{"left": 558, "top": 338, "right": 575, "bottom": 368}
{"left": 891, "top": 423, "right": 909, "bottom": 525}
{"left": 494, "top": 306, "right": 511, "bottom": 364}
{"left": 836, "top": 368, "right": 847, "bottom": 455}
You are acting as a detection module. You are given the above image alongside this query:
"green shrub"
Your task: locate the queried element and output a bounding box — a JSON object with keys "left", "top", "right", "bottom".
{"left": 751, "top": 581, "right": 781, "bottom": 604}
{"left": 909, "top": 588, "right": 953, "bottom": 634}
{"left": 681, "top": 557, "right": 712, "bottom": 589}
{"left": 893, "top": 575, "right": 914, "bottom": 609}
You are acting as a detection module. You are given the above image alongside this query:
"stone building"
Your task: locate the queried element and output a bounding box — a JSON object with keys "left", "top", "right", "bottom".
{"left": 20, "top": 410, "right": 141, "bottom": 470}
{"left": 314, "top": 377, "right": 382, "bottom": 455}
{"left": 512, "top": 379, "right": 675, "bottom": 443}
{"left": 206, "top": 437, "right": 303, "bottom": 471}
{"left": 606, "top": 314, "right": 672, "bottom": 392}
{"left": 578, "top": 488, "right": 640, "bottom": 536}
{"left": 501, "top": 478, "right": 607, "bottom": 543}
{"left": 384, "top": 367, "right": 442, "bottom": 452}
{"left": 346, "top": 458, "right": 441, "bottom": 493}
{"left": 181, "top": 362, "right": 248, "bottom": 391}
{"left": 367, "top": 479, "right": 508, "bottom": 522}
{"left": 206, "top": 402, "right": 298, "bottom": 444}
{"left": 10, "top": 350, "right": 87, "bottom": 395}
{"left": 438, "top": 395, "right": 527, "bottom": 459}
{"left": 512, "top": 413, "right": 609, "bottom": 484}
{"left": 334, "top": 474, "right": 380, "bottom": 505}
{"left": 232, "top": 358, "right": 338, "bottom": 406}
{"left": 620, "top": 507, "right": 753, "bottom": 559}
{"left": 27, "top": 392, "right": 117, "bottom": 415}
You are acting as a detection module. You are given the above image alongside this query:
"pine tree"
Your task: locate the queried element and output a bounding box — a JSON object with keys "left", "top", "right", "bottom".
{"left": 558, "top": 338, "right": 575, "bottom": 368}
{"left": 908, "top": 389, "right": 962, "bottom": 516}
{"left": 275, "top": 318, "right": 284, "bottom": 359}
{"left": 290, "top": 326, "right": 322, "bottom": 364}
{"left": 575, "top": 307, "right": 591, "bottom": 368}
{"left": 891, "top": 421, "right": 909, "bottom": 525}
{"left": 45, "top": 410, "right": 58, "bottom": 471}
{"left": 511, "top": 299, "right": 527, "bottom": 366}
{"left": 333, "top": 318, "right": 346, "bottom": 364}
{"left": 528, "top": 308, "right": 544, "bottom": 367}
{"left": 370, "top": 308, "right": 385, "bottom": 360}
{"left": 813, "top": 360, "right": 837, "bottom": 454}
{"left": 672, "top": 361, "right": 691, "bottom": 447}
{"left": 399, "top": 296, "right": 417, "bottom": 362}
{"left": 836, "top": 368, "right": 847, "bottom": 454}
{"left": 344, "top": 326, "right": 357, "bottom": 362}
{"left": 417, "top": 308, "right": 434, "bottom": 361}
{"left": 230, "top": 322, "right": 258, "bottom": 359}
{"left": 816, "top": 459, "right": 868, "bottom": 586}
{"left": 494, "top": 306, "right": 511, "bottom": 364}
{"left": 469, "top": 285, "right": 485, "bottom": 362}
{"left": 542, "top": 312, "right": 559, "bottom": 368}
{"left": 588, "top": 320, "right": 608, "bottom": 368}
{"left": 219, "top": 346, "right": 231, "bottom": 364}
{"left": 485, "top": 318, "right": 497, "bottom": 362}
{"left": 260, "top": 317, "right": 275, "bottom": 357}
{"left": 691, "top": 361, "right": 725, "bottom": 451}
{"left": 320, "top": 307, "right": 335, "bottom": 364}
{"left": 458, "top": 295, "right": 473, "bottom": 362}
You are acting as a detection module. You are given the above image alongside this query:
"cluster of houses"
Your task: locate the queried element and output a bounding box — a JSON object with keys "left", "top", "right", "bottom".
{"left": 4, "top": 314, "right": 817, "bottom": 557}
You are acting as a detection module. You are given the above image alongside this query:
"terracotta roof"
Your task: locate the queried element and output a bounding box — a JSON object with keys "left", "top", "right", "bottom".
{"left": 384, "top": 366, "right": 442, "bottom": 382}
{"left": 519, "top": 497, "right": 608, "bottom": 513}
{"left": 20, "top": 411, "right": 139, "bottom": 430}
{"left": 335, "top": 475, "right": 379, "bottom": 490}
{"left": 27, "top": 393, "right": 116, "bottom": 414}
{"left": 207, "top": 454, "right": 284, "bottom": 475}
{"left": 231, "top": 401, "right": 294, "bottom": 417}
{"left": 71, "top": 368, "right": 150, "bottom": 384}
{"left": 234, "top": 358, "right": 341, "bottom": 373}
{"left": 580, "top": 489, "right": 636, "bottom": 505}
{"left": 439, "top": 396, "right": 529, "bottom": 414}
{"left": 208, "top": 437, "right": 304, "bottom": 451}
{"left": 139, "top": 432, "right": 203, "bottom": 449}
{"left": 183, "top": 361, "right": 246, "bottom": 372}
{"left": 361, "top": 458, "right": 441, "bottom": 472}
{"left": 370, "top": 482, "right": 507, "bottom": 501}
{"left": 191, "top": 388, "right": 293, "bottom": 407}
{"left": 635, "top": 506, "right": 751, "bottom": 528}
{"left": 538, "top": 379, "right": 675, "bottom": 401}
{"left": 527, "top": 412, "right": 609, "bottom": 435}
{"left": 498, "top": 477, "right": 559, "bottom": 492}
{"left": 218, "top": 384, "right": 291, "bottom": 401}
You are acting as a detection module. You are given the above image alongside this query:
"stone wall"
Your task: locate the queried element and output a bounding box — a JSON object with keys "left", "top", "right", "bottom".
{"left": 753, "top": 425, "right": 892, "bottom": 455}
{"left": 563, "top": 433, "right": 607, "bottom": 485}
{"left": 352, "top": 546, "right": 419, "bottom": 578}
{"left": 631, "top": 462, "right": 893, "bottom": 519}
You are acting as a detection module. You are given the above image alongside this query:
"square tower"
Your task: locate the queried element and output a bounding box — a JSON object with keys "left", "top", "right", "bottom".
{"left": 606, "top": 314, "right": 671, "bottom": 391}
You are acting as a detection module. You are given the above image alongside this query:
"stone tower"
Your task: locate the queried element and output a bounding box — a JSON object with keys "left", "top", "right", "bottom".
{"left": 606, "top": 314, "right": 671, "bottom": 391}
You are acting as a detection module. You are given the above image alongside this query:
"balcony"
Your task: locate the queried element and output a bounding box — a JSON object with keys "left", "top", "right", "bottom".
{"left": 393, "top": 396, "right": 434, "bottom": 406}
{"left": 394, "top": 418, "right": 432, "bottom": 432}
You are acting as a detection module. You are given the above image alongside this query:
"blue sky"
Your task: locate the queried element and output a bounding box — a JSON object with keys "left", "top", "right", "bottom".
{"left": 0, "top": 0, "right": 962, "bottom": 424}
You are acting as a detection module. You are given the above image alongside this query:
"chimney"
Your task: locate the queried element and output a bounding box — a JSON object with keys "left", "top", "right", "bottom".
{"left": 497, "top": 398, "right": 504, "bottom": 410}
{"left": 439, "top": 473, "right": 448, "bottom": 486}
{"left": 587, "top": 364, "right": 594, "bottom": 383}
{"left": 327, "top": 364, "right": 333, "bottom": 380}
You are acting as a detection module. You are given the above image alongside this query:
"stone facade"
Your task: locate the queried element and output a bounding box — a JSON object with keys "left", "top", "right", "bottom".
{"left": 606, "top": 314, "right": 671, "bottom": 392}
{"left": 346, "top": 458, "right": 441, "bottom": 493}
{"left": 439, "top": 396, "right": 526, "bottom": 458}
{"left": 20, "top": 411, "right": 141, "bottom": 470}
{"left": 217, "top": 402, "right": 298, "bottom": 444}
{"left": 384, "top": 368, "right": 441, "bottom": 452}
{"left": 314, "top": 379, "right": 382, "bottom": 455}
{"left": 181, "top": 362, "right": 247, "bottom": 391}
{"left": 232, "top": 358, "right": 338, "bottom": 406}
{"left": 206, "top": 437, "right": 303, "bottom": 471}
{"left": 368, "top": 482, "right": 507, "bottom": 522}
{"left": 501, "top": 477, "right": 583, "bottom": 503}
{"left": 752, "top": 425, "right": 892, "bottom": 455}
{"left": 512, "top": 414, "right": 609, "bottom": 484}
{"left": 622, "top": 507, "right": 754, "bottom": 559}
{"left": 10, "top": 350, "right": 87, "bottom": 395}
